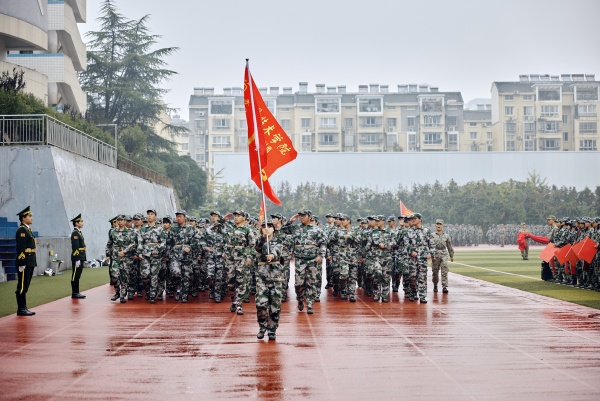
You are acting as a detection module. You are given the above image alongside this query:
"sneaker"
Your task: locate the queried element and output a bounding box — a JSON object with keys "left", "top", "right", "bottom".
{"left": 442, "top": 287, "right": 448, "bottom": 294}
{"left": 349, "top": 295, "right": 356, "bottom": 302}
{"left": 230, "top": 303, "right": 237, "bottom": 312}
{"left": 433, "top": 285, "right": 438, "bottom": 293}
{"left": 215, "top": 296, "right": 221, "bottom": 303}
{"left": 409, "top": 296, "right": 415, "bottom": 302}
{"left": 420, "top": 298, "right": 427, "bottom": 304}
{"left": 157, "top": 295, "right": 163, "bottom": 301}
{"left": 191, "top": 292, "right": 198, "bottom": 298}
{"left": 149, "top": 298, "right": 155, "bottom": 304}
{"left": 257, "top": 329, "right": 266, "bottom": 339}
{"left": 268, "top": 332, "right": 276, "bottom": 341}
{"left": 209, "top": 293, "right": 214, "bottom": 299}
{"left": 373, "top": 296, "right": 380, "bottom": 302}
{"left": 307, "top": 307, "right": 313, "bottom": 314}
{"left": 243, "top": 299, "right": 250, "bottom": 303}
{"left": 333, "top": 290, "right": 339, "bottom": 297}
{"left": 181, "top": 297, "right": 188, "bottom": 303}
{"left": 340, "top": 293, "right": 347, "bottom": 300}
{"left": 382, "top": 297, "right": 389, "bottom": 303}
{"left": 137, "top": 291, "right": 143, "bottom": 297}
{"left": 175, "top": 293, "right": 180, "bottom": 301}
{"left": 145, "top": 294, "right": 150, "bottom": 301}
{"left": 298, "top": 301, "right": 304, "bottom": 311}
{"left": 127, "top": 295, "right": 134, "bottom": 301}
{"left": 168, "top": 293, "right": 174, "bottom": 298}
{"left": 120, "top": 297, "right": 126, "bottom": 303}
{"left": 236, "top": 306, "right": 244, "bottom": 315}
{"left": 111, "top": 293, "right": 120, "bottom": 301}
{"left": 393, "top": 288, "right": 399, "bottom": 292}
{"left": 314, "top": 297, "right": 320, "bottom": 302}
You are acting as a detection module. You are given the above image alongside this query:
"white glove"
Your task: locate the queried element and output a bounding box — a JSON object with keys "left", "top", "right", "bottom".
{"left": 75, "top": 260, "right": 81, "bottom": 268}
{"left": 18, "top": 266, "right": 25, "bottom": 272}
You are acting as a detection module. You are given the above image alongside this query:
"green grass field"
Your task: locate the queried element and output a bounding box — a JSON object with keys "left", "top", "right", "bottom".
{"left": 452, "top": 248, "right": 600, "bottom": 310}
{"left": 0, "top": 267, "right": 110, "bottom": 318}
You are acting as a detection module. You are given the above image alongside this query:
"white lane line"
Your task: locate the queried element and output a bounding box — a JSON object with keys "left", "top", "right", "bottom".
{"left": 452, "top": 261, "right": 543, "bottom": 281}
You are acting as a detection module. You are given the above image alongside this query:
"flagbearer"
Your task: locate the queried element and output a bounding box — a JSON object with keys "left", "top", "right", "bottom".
{"left": 70, "top": 214, "right": 87, "bottom": 299}
{"left": 15, "top": 206, "right": 37, "bottom": 316}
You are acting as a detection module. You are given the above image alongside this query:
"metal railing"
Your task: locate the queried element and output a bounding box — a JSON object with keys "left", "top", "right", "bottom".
{"left": 0, "top": 114, "right": 173, "bottom": 188}
{"left": 1, "top": 114, "right": 117, "bottom": 167}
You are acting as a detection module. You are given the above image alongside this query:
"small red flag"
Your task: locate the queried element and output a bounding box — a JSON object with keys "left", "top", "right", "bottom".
{"left": 565, "top": 247, "right": 580, "bottom": 267}
{"left": 244, "top": 62, "right": 297, "bottom": 205}
{"left": 554, "top": 244, "right": 571, "bottom": 265}
{"left": 399, "top": 201, "right": 414, "bottom": 217}
{"left": 577, "top": 237, "right": 598, "bottom": 264}
{"left": 538, "top": 243, "right": 558, "bottom": 263}
{"left": 259, "top": 201, "right": 265, "bottom": 224}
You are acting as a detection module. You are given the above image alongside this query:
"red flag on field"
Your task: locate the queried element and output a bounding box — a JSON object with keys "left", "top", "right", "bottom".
{"left": 526, "top": 233, "right": 549, "bottom": 244}
{"left": 538, "top": 243, "right": 558, "bottom": 263}
{"left": 244, "top": 61, "right": 297, "bottom": 205}
{"left": 564, "top": 247, "right": 580, "bottom": 268}
{"left": 576, "top": 237, "right": 598, "bottom": 264}
{"left": 399, "top": 200, "right": 414, "bottom": 217}
{"left": 554, "top": 244, "right": 571, "bottom": 265}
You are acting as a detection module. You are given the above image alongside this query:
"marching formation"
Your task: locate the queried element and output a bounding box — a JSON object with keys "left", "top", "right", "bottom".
{"left": 103, "top": 208, "right": 454, "bottom": 339}
{"left": 544, "top": 215, "right": 600, "bottom": 290}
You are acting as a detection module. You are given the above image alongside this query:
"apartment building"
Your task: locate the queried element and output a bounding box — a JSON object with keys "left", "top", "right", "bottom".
{"left": 0, "top": 0, "right": 87, "bottom": 113}
{"left": 188, "top": 83, "right": 465, "bottom": 174}
{"left": 491, "top": 74, "right": 599, "bottom": 152}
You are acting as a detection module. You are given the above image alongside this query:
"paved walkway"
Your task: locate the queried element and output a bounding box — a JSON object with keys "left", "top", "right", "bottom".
{"left": 1, "top": 271, "right": 600, "bottom": 401}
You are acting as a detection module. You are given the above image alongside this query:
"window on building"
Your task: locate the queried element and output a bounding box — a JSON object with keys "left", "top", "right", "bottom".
{"left": 407, "top": 117, "right": 416, "bottom": 129}
{"left": 523, "top": 106, "right": 533, "bottom": 116}
{"left": 538, "top": 88, "right": 561, "bottom": 101}
{"left": 524, "top": 140, "right": 536, "bottom": 151}
{"left": 280, "top": 119, "right": 290, "bottom": 129}
{"left": 469, "top": 132, "right": 478, "bottom": 140}
{"left": 580, "top": 122, "right": 598, "bottom": 134}
{"left": 448, "top": 132, "right": 458, "bottom": 145}
{"left": 195, "top": 119, "right": 206, "bottom": 130}
{"left": 386, "top": 133, "right": 398, "bottom": 148}
{"left": 423, "top": 115, "right": 441, "bottom": 127}
{"left": 506, "top": 140, "right": 516, "bottom": 151}
{"left": 301, "top": 106, "right": 311, "bottom": 110}
{"left": 213, "top": 118, "right": 231, "bottom": 130}
{"left": 265, "top": 99, "right": 276, "bottom": 115}
{"left": 523, "top": 95, "right": 533, "bottom": 101}
{"left": 541, "top": 105, "right": 559, "bottom": 117}
{"left": 563, "top": 132, "right": 569, "bottom": 141}
{"left": 316, "top": 98, "right": 340, "bottom": 113}
{"left": 578, "top": 104, "right": 597, "bottom": 116}
{"left": 319, "top": 133, "right": 338, "bottom": 145}
{"left": 210, "top": 100, "right": 233, "bottom": 114}
{"left": 421, "top": 100, "right": 443, "bottom": 113}
{"left": 563, "top": 115, "right": 568, "bottom": 123}
{"left": 469, "top": 122, "right": 477, "bottom": 127}
{"left": 359, "top": 133, "right": 380, "bottom": 145}
{"left": 576, "top": 87, "right": 599, "bottom": 101}
{"left": 543, "top": 121, "right": 560, "bottom": 133}
{"left": 320, "top": 117, "right": 337, "bottom": 128}
{"left": 361, "top": 117, "right": 381, "bottom": 128}
{"left": 212, "top": 136, "right": 231, "bottom": 147}
{"left": 424, "top": 132, "right": 442, "bottom": 145}
{"left": 407, "top": 132, "right": 417, "bottom": 151}
{"left": 195, "top": 154, "right": 205, "bottom": 163}
{"left": 505, "top": 95, "right": 514, "bottom": 101}
{"left": 524, "top": 122, "right": 535, "bottom": 133}
{"left": 301, "top": 118, "right": 311, "bottom": 129}
{"left": 446, "top": 116, "right": 457, "bottom": 126}
{"left": 541, "top": 139, "right": 559, "bottom": 151}
{"left": 301, "top": 134, "right": 312, "bottom": 151}
{"left": 358, "top": 98, "right": 382, "bottom": 113}
{"left": 344, "top": 118, "right": 353, "bottom": 128}
{"left": 387, "top": 118, "right": 397, "bottom": 128}
{"left": 505, "top": 106, "right": 514, "bottom": 115}
{"left": 505, "top": 122, "right": 516, "bottom": 135}
{"left": 487, "top": 132, "right": 493, "bottom": 140}
{"left": 280, "top": 107, "right": 290, "bottom": 112}
{"left": 181, "top": 143, "right": 189, "bottom": 150}
{"left": 239, "top": 120, "right": 247, "bottom": 129}
{"left": 579, "top": 139, "right": 597, "bottom": 151}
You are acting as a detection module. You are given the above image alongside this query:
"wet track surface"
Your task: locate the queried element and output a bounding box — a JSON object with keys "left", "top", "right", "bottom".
{"left": 1, "top": 271, "right": 600, "bottom": 401}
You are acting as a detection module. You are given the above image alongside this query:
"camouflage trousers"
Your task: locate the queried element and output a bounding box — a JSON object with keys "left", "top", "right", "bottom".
{"left": 391, "top": 255, "right": 400, "bottom": 290}
{"left": 255, "top": 277, "right": 283, "bottom": 332}
{"left": 190, "top": 258, "right": 203, "bottom": 295}
{"left": 141, "top": 255, "right": 162, "bottom": 299}
{"left": 294, "top": 257, "right": 320, "bottom": 307}
{"left": 399, "top": 259, "right": 410, "bottom": 293}
{"left": 315, "top": 258, "right": 325, "bottom": 298}
{"left": 431, "top": 254, "right": 449, "bottom": 287}
{"left": 408, "top": 255, "right": 428, "bottom": 300}
{"left": 157, "top": 259, "right": 169, "bottom": 298}
{"left": 206, "top": 254, "right": 226, "bottom": 300}
{"left": 282, "top": 258, "right": 291, "bottom": 291}
{"left": 325, "top": 257, "right": 334, "bottom": 288}
{"left": 370, "top": 254, "right": 392, "bottom": 300}
{"left": 170, "top": 258, "right": 193, "bottom": 299}
{"left": 128, "top": 258, "right": 142, "bottom": 297}
{"left": 110, "top": 256, "right": 130, "bottom": 296}
{"left": 345, "top": 263, "right": 358, "bottom": 295}
{"left": 226, "top": 258, "right": 250, "bottom": 308}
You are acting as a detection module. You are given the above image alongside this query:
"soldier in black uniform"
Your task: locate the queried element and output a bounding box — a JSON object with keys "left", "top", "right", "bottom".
{"left": 70, "top": 214, "right": 87, "bottom": 299}
{"left": 15, "top": 206, "right": 37, "bottom": 316}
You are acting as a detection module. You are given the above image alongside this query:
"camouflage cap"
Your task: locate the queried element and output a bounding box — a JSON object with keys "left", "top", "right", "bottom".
{"left": 260, "top": 219, "right": 274, "bottom": 227}
{"left": 387, "top": 215, "right": 396, "bottom": 222}
{"left": 133, "top": 213, "right": 143, "bottom": 220}
{"left": 335, "top": 213, "right": 344, "bottom": 219}
{"left": 232, "top": 209, "right": 245, "bottom": 216}
{"left": 124, "top": 215, "right": 133, "bottom": 221}
{"left": 270, "top": 213, "right": 283, "bottom": 220}
{"left": 298, "top": 209, "right": 312, "bottom": 216}
{"left": 311, "top": 215, "right": 319, "bottom": 222}
{"left": 109, "top": 215, "right": 119, "bottom": 223}
{"left": 162, "top": 216, "right": 173, "bottom": 224}
{"left": 356, "top": 218, "right": 363, "bottom": 223}
{"left": 412, "top": 213, "right": 422, "bottom": 219}
{"left": 366, "top": 215, "right": 375, "bottom": 221}
{"left": 187, "top": 216, "right": 197, "bottom": 222}
{"left": 376, "top": 215, "right": 386, "bottom": 221}
{"left": 175, "top": 209, "right": 186, "bottom": 216}
{"left": 436, "top": 219, "right": 444, "bottom": 224}
{"left": 117, "top": 214, "right": 126, "bottom": 220}
{"left": 546, "top": 215, "right": 556, "bottom": 220}
{"left": 325, "top": 213, "right": 334, "bottom": 218}
{"left": 147, "top": 209, "right": 157, "bottom": 215}
{"left": 210, "top": 211, "right": 222, "bottom": 218}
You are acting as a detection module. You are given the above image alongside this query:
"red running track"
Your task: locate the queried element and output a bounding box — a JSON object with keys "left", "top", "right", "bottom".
{"left": 1, "top": 271, "right": 600, "bottom": 401}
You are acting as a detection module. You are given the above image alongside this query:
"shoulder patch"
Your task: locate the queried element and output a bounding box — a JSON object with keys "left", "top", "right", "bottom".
{"left": 74, "top": 235, "right": 79, "bottom": 239}
{"left": 21, "top": 233, "right": 26, "bottom": 237}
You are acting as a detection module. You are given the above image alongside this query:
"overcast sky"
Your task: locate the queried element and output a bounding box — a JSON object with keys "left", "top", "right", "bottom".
{"left": 81, "top": 0, "right": 600, "bottom": 116}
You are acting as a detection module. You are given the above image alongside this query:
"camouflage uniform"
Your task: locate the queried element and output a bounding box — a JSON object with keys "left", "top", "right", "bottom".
{"left": 138, "top": 223, "right": 167, "bottom": 301}
{"left": 106, "top": 223, "right": 137, "bottom": 302}
{"left": 255, "top": 231, "right": 285, "bottom": 336}
{"left": 394, "top": 225, "right": 410, "bottom": 296}
{"left": 158, "top": 218, "right": 173, "bottom": 300}
{"left": 282, "top": 212, "right": 326, "bottom": 312}
{"left": 431, "top": 224, "right": 454, "bottom": 290}
{"left": 327, "top": 220, "right": 359, "bottom": 300}
{"left": 364, "top": 218, "right": 394, "bottom": 302}
{"left": 223, "top": 217, "right": 256, "bottom": 311}
{"left": 405, "top": 221, "right": 433, "bottom": 302}
{"left": 203, "top": 222, "right": 227, "bottom": 302}
{"left": 170, "top": 218, "right": 197, "bottom": 302}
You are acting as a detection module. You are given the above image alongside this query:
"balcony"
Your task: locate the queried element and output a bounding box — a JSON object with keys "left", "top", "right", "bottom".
{"left": 48, "top": 1, "right": 87, "bottom": 70}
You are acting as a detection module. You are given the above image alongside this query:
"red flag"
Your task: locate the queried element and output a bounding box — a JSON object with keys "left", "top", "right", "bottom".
{"left": 565, "top": 247, "right": 580, "bottom": 267}
{"left": 526, "top": 233, "right": 549, "bottom": 244}
{"left": 577, "top": 237, "right": 598, "bottom": 264}
{"left": 538, "top": 243, "right": 558, "bottom": 263}
{"left": 259, "top": 201, "right": 265, "bottom": 224}
{"left": 554, "top": 244, "right": 571, "bottom": 265}
{"left": 399, "top": 201, "right": 414, "bottom": 217}
{"left": 244, "top": 62, "right": 297, "bottom": 205}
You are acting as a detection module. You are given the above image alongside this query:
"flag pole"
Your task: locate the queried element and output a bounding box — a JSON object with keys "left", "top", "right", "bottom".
{"left": 246, "top": 59, "right": 270, "bottom": 252}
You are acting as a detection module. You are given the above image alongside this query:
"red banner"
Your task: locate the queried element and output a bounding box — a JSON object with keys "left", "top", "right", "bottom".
{"left": 577, "top": 237, "right": 598, "bottom": 264}
{"left": 526, "top": 233, "right": 549, "bottom": 244}
{"left": 244, "top": 62, "right": 297, "bottom": 205}
{"left": 399, "top": 201, "right": 414, "bottom": 217}
{"left": 538, "top": 243, "right": 558, "bottom": 263}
